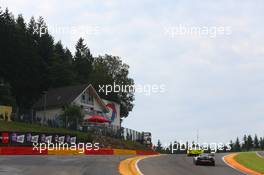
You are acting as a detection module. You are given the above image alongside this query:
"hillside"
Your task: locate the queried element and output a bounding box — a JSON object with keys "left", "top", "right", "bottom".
{"left": 0, "top": 121, "right": 147, "bottom": 150}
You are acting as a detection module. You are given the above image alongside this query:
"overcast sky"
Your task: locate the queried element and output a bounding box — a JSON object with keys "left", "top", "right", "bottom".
{"left": 1, "top": 0, "right": 264, "bottom": 145}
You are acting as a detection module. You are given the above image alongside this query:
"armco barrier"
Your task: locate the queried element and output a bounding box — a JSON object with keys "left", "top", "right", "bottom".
{"left": 85, "top": 148, "right": 114, "bottom": 155}
{"left": 0, "top": 146, "right": 157, "bottom": 155}
{"left": 136, "top": 150, "right": 159, "bottom": 155}
{"left": 0, "top": 146, "right": 48, "bottom": 155}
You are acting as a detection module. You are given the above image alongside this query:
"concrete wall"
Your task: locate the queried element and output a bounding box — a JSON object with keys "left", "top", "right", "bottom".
{"left": 35, "top": 108, "right": 62, "bottom": 121}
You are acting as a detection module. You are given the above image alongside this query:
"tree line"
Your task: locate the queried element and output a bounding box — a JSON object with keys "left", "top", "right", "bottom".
{"left": 154, "top": 134, "right": 264, "bottom": 154}
{"left": 230, "top": 134, "right": 264, "bottom": 152}
{"left": 0, "top": 7, "right": 134, "bottom": 118}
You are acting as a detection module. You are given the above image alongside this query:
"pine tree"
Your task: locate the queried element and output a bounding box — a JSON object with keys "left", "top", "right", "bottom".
{"left": 3, "top": 8, "right": 15, "bottom": 25}
{"left": 254, "top": 134, "right": 259, "bottom": 149}
{"left": 0, "top": 8, "right": 135, "bottom": 121}
{"left": 36, "top": 17, "right": 54, "bottom": 64}
{"left": 73, "top": 38, "right": 94, "bottom": 83}
{"left": 65, "top": 48, "right": 73, "bottom": 64}
{"left": 229, "top": 140, "right": 234, "bottom": 151}
{"left": 260, "top": 137, "right": 264, "bottom": 150}
{"left": 234, "top": 137, "right": 241, "bottom": 152}
{"left": 247, "top": 135, "right": 253, "bottom": 151}
{"left": 16, "top": 14, "right": 26, "bottom": 30}
{"left": 48, "top": 41, "right": 75, "bottom": 87}
{"left": 242, "top": 134, "right": 247, "bottom": 151}
{"left": 156, "top": 139, "right": 163, "bottom": 152}
{"left": 27, "top": 17, "right": 38, "bottom": 41}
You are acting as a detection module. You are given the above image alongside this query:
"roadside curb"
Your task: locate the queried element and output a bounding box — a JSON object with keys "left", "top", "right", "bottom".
{"left": 119, "top": 155, "right": 160, "bottom": 175}
{"left": 223, "top": 153, "right": 263, "bottom": 175}
{"left": 0, "top": 146, "right": 158, "bottom": 155}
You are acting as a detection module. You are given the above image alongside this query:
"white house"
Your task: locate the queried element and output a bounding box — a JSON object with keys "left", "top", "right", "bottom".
{"left": 33, "top": 84, "right": 120, "bottom": 127}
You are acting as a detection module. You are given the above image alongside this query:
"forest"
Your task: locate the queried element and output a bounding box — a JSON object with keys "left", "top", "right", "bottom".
{"left": 0, "top": 7, "right": 134, "bottom": 118}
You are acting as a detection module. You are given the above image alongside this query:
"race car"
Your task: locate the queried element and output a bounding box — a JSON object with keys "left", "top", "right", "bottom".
{"left": 187, "top": 148, "right": 204, "bottom": 156}
{"left": 193, "top": 153, "right": 215, "bottom": 166}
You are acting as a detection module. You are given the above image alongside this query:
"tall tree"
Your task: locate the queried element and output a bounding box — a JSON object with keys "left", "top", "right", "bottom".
{"left": 254, "top": 134, "right": 259, "bottom": 149}
{"left": 234, "top": 137, "right": 241, "bottom": 152}
{"left": 229, "top": 140, "right": 234, "bottom": 151}
{"left": 48, "top": 41, "right": 75, "bottom": 87}
{"left": 156, "top": 139, "right": 163, "bottom": 152}
{"left": 242, "top": 134, "right": 247, "bottom": 151}
{"left": 247, "top": 135, "right": 253, "bottom": 151}
{"left": 36, "top": 17, "right": 54, "bottom": 63}
{"left": 0, "top": 8, "right": 135, "bottom": 121}
{"left": 27, "top": 17, "right": 39, "bottom": 41}
{"left": 260, "top": 137, "right": 264, "bottom": 150}
{"left": 1, "top": 11, "right": 42, "bottom": 110}
{"left": 73, "top": 38, "right": 93, "bottom": 83}
{"left": 91, "top": 55, "right": 134, "bottom": 118}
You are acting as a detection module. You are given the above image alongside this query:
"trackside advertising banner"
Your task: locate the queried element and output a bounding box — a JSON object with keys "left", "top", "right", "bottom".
{"left": 0, "top": 131, "right": 76, "bottom": 146}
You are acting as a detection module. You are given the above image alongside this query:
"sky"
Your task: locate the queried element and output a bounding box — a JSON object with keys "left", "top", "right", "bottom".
{"left": 1, "top": 0, "right": 264, "bottom": 145}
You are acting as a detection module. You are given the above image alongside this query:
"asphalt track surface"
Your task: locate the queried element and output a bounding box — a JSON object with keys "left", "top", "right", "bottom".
{"left": 0, "top": 155, "right": 131, "bottom": 175}
{"left": 0, "top": 153, "right": 255, "bottom": 175}
{"left": 139, "top": 154, "right": 245, "bottom": 175}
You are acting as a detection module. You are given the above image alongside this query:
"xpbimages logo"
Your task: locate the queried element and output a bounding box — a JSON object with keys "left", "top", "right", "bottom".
{"left": 98, "top": 82, "right": 166, "bottom": 96}
{"left": 33, "top": 142, "right": 100, "bottom": 153}
{"left": 168, "top": 141, "right": 232, "bottom": 154}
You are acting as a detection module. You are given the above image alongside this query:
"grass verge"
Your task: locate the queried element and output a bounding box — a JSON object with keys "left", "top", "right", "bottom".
{"left": 0, "top": 120, "right": 93, "bottom": 142}
{"left": 234, "top": 152, "right": 264, "bottom": 174}
{"left": 0, "top": 121, "right": 148, "bottom": 150}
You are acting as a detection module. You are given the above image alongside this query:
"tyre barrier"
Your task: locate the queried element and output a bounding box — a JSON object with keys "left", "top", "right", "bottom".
{"left": 0, "top": 146, "right": 158, "bottom": 155}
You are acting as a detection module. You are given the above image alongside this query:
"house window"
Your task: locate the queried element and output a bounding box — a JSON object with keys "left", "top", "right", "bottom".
{"left": 88, "top": 95, "right": 93, "bottom": 104}
{"left": 82, "top": 94, "right": 85, "bottom": 102}
{"left": 81, "top": 91, "right": 93, "bottom": 105}
{"left": 86, "top": 90, "right": 93, "bottom": 105}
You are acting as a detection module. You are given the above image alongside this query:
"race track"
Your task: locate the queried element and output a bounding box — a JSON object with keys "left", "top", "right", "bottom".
{"left": 139, "top": 154, "right": 244, "bottom": 175}
{"left": 0, "top": 153, "right": 250, "bottom": 175}
{"left": 0, "top": 155, "right": 131, "bottom": 175}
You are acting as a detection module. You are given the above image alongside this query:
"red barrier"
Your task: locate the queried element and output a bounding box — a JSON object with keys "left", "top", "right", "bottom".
{"left": 0, "top": 146, "right": 48, "bottom": 155}
{"left": 0, "top": 146, "right": 157, "bottom": 155}
{"left": 136, "top": 150, "right": 159, "bottom": 155}
{"left": 85, "top": 148, "right": 114, "bottom": 155}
